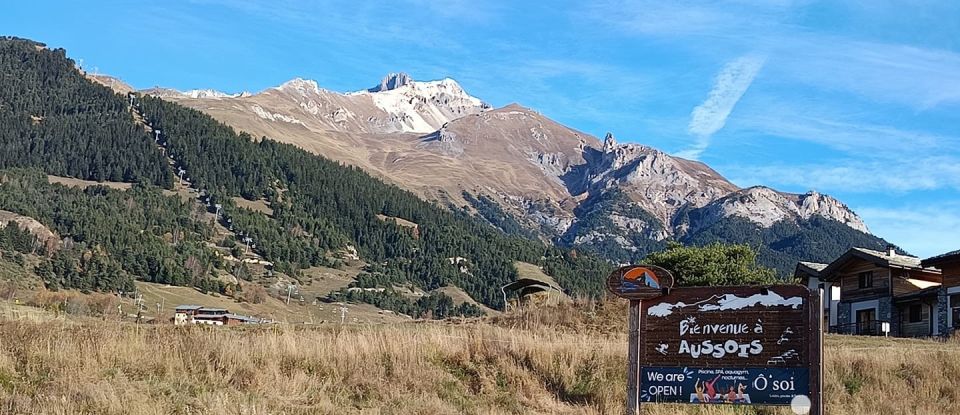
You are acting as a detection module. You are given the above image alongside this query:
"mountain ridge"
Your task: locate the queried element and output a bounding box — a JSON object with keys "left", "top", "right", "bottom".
{"left": 128, "top": 71, "right": 889, "bottom": 273}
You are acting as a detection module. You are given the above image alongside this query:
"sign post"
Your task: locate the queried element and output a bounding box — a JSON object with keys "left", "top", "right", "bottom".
{"left": 626, "top": 300, "right": 640, "bottom": 414}
{"left": 607, "top": 265, "right": 675, "bottom": 415}
{"left": 608, "top": 266, "right": 822, "bottom": 415}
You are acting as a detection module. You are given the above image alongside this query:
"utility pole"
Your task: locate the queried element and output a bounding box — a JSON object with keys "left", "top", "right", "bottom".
{"left": 286, "top": 284, "right": 294, "bottom": 305}
{"left": 340, "top": 304, "right": 348, "bottom": 325}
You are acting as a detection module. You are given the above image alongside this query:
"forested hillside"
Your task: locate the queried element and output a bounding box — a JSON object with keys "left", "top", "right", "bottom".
{"left": 682, "top": 215, "right": 893, "bottom": 274}
{"left": 0, "top": 37, "right": 170, "bottom": 186}
{"left": 0, "top": 169, "right": 226, "bottom": 292}
{"left": 0, "top": 36, "right": 611, "bottom": 314}
{"left": 0, "top": 35, "right": 890, "bottom": 316}
{"left": 138, "top": 96, "right": 610, "bottom": 308}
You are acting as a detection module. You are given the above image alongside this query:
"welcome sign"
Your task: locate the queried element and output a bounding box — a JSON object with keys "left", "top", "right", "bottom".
{"left": 639, "top": 285, "right": 814, "bottom": 406}
{"left": 607, "top": 270, "right": 823, "bottom": 414}
{"left": 641, "top": 285, "right": 808, "bottom": 367}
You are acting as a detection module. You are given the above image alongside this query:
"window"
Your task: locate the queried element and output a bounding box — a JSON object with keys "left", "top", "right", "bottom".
{"left": 858, "top": 271, "right": 874, "bottom": 289}
{"left": 908, "top": 304, "right": 923, "bottom": 323}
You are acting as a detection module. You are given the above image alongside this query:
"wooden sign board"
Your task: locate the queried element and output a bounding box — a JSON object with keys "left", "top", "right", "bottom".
{"left": 623, "top": 284, "right": 822, "bottom": 414}
{"left": 641, "top": 285, "right": 809, "bottom": 368}
{"left": 606, "top": 265, "right": 674, "bottom": 300}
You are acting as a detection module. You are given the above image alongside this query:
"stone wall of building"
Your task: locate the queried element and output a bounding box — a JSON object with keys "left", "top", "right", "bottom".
{"left": 879, "top": 297, "right": 896, "bottom": 336}
{"left": 938, "top": 286, "right": 950, "bottom": 336}
{"left": 837, "top": 301, "right": 851, "bottom": 328}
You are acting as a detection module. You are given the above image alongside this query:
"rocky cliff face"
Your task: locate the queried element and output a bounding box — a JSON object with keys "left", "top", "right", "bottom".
{"left": 574, "top": 133, "right": 739, "bottom": 230}
{"left": 683, "top": 187, "right": 869, "bottom": 236}
{"left": 148, "top": 73, "right": 877, "bottom": 268}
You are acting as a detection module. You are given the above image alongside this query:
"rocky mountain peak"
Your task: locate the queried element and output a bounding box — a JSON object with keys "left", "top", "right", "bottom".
{"left": 369, "top": 72, "right": 414, "bottom": 92}
{"left": 602, "top": 132, "right": 618, "bottom": 153}
{"left": 796, "top": 191, "right": 869, "bottom": 233}
{"left": 685, "top": 186, "right": 870, "bottom": 235}
{"left": 276, "top": 78, "right": 322, "bottom": 96}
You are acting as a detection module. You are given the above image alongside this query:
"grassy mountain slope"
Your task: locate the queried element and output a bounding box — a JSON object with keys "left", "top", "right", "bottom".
{"left": 0, "top": 36, "right": 610, "bottom": 315}
{"left": 138, "top": 95, "right": 610, "bottom": 309}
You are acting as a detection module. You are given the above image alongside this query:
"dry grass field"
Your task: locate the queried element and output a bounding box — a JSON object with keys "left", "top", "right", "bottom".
{"left": 0, "top": 300, "right": 957, "bottom": 414}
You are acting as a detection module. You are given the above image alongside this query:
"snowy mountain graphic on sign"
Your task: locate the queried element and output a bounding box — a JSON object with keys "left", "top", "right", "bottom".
{"left": 620, "top": 267, "right": 661, "bottom": 292}
{"left": 647, "top": 292, "right": 803, "bottom": 317}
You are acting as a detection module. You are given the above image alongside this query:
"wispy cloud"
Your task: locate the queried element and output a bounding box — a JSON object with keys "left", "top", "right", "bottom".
{"left": 764, "top": 36, "right": 960, "bottom": 110}
{"left": 729, "top": 101, "right": 958, "bottom": 157}
{"left": 855, "top": 203, "right": 960, "bottom": 258}
{"left": 726, "top": 156, "right": 960, "bottom": 193}
{"left": 678, "top": 55, "right": 765, "bottom": 159}
{"left": 582, "top": 0, "right": 799, "bottom": 37}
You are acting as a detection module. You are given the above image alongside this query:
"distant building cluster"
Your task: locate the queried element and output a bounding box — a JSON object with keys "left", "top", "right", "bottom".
{"left": 173, "top": 305, "right": 262, "bottom": 326}
{"left": 797, "top": 246, "right": 960, "bottom": 338}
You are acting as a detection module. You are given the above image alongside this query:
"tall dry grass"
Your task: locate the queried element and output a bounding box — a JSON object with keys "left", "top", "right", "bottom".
{"left": 0, "top": 301, "right": 956, "bottom": 414}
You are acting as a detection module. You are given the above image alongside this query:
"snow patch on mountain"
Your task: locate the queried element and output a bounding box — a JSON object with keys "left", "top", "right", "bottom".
{"left": 349, "top": 73, "right": 489, "bottom": 133}
{"left": 275, "top": 78, "right": 323, "bottom": 96}
{"left": 143, "top": 87, "right": 249, "bottom": 99}
{"left": 251, "top": 105, "right": 304, "bottom": 125}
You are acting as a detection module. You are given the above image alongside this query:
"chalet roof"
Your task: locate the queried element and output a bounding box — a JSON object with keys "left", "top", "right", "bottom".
{"left": 174, "top": 305, "right": 203, "bottom": 311}
{"left": 820, "top": 247, "right": 940, "bottom": 282}
{"left": 853, "top": 248, "right": 925, "bottom": 268}
{"left": 922, "top": 249, "right": 960, "bottom": 267}
{"left": 197, "top": 307, "right": 228, "bottom": 313}
{"left": 795, "top": 261, "right": 827, "bottom": 277}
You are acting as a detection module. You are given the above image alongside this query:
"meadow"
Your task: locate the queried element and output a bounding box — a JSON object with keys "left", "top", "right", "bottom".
{"left": 0, "top": 300, "right": 957, "bottom": 414}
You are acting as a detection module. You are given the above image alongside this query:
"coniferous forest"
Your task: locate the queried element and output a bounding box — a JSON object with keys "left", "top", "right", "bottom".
{"left": 0, "top": 35, "right": 891, "bottom": 316}
{"left": 138, "top": 95, "right": 610, "bottom": 309}
{"left": 0, "top": 37, "right": 171, "bottom": 186}
{"left": 0, "top": 36, "right": 610, "bottom": 315}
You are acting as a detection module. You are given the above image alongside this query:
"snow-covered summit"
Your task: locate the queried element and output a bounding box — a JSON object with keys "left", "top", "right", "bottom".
{"left": 274, "top": 78, "right": 323, "bottom": 96}
{"left": 143, "top": 87, "right": 248, "bottom": 99}
{"left": 348, "top": 73, "right": 490, "bottom": 133}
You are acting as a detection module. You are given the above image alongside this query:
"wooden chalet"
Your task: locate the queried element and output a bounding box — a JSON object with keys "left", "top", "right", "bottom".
{"left": 922, "top": 249, "right": 960, "bottom": 335}
{"left": 173, "top": 305, "right": 261, "bottom": 326}
{"left": 808, "top": 246, "right": 942, "bottom": 337}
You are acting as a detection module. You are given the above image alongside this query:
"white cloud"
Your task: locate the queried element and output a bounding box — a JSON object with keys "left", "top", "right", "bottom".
{"left": 855, "top": 204, "right": 960, "bottom": 258}
{"left": 764, "top": 36, "right": 960, "bottom": 110}
{"left": 679, "top": 55, "right": 765, "bottom": 159}
{"left": 729, "top": 102, "right": 958, "bottom": 157}
{"left": 583, "top": 0, "right": 801, "bottom": 37}
{"left": 726, "top": 156, "right": 960, "bottom": 193}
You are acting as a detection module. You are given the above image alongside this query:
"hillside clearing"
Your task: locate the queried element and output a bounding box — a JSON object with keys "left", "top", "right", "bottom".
{"left": 134, "top": 281, "right": 403, "bottom": 324}
{"left": 232, "top": 196, "right": 274, "bottom": 215}
{"left": 376, "top": 213, "right": 418, "bottom": 229}
{"left": 46, "top": 174, "right": 133, "bottom": 190}
{"left": 435, "top": 285, "right": 498, "bottom": 314}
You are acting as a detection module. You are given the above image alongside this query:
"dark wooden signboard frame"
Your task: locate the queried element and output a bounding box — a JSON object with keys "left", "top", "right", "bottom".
{"left": 614, "top": 281, "right": 822, "bottom": 415}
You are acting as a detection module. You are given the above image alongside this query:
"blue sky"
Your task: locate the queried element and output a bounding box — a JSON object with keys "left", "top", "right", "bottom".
{"left": 4, "top": 0, "right": 959, "bottom": 257}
